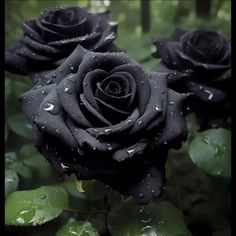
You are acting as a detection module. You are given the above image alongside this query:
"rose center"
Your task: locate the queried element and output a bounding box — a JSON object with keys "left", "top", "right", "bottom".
{"left": 105, "top": 81, "right": 122, "bottom": 95}
{"left": 57, "top": 11, "right": 73, "bottom": 24}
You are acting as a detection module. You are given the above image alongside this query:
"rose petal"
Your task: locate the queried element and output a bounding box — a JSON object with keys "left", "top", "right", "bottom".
{"left": 156, "top": 89, "right": 187, "bottom": 149}
{"left": 34, "top": 89, "right": 78, "bottom": 148}
{"left": 131, "top": 72, "right": 166, "bottom": 133}
{"left": 186, "top": 81, "right": 227, "bottom": 102}
{"left": 66, "top": 119, "right": 121, "bottom": 153}
{"left": 56, "top": 74, "right": 93, "bottom": 127}
{"left": 80, "top": 94, "right": 112, "bottom": 126}
{"left": 19, "top": 83, "right": 57, "bottom": 123}
{"left": 87, "top": 108, "right": 139, "bottom": 139}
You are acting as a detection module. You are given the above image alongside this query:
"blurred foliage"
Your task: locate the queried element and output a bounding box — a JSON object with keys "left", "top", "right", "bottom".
{"left": 5, "top": 0, "right": 231, "bottom": 236}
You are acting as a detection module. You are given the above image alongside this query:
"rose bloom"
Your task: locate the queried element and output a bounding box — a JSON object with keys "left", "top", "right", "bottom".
{"left": 152, "top": 28, "right": 231, "bottom": 128}
{"left": 5, "top": 7, "right": 119, "bottom": 75}
{"left": 19, "top": 45, "right": 188, "bottom": 204}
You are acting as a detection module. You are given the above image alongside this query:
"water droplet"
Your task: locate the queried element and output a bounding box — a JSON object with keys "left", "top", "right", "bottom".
{"left": 83, "top": 82, "right": 87, "bottom": 87}
{"left": 44, "top": 103, "right": 55, "bottom": 112}
{"left": 56, "top": 128, "right": 60, "bottom": 134}
{"left": 126, "top": 147, "right": 136, "bottom": 156}
{"left": 140, "top": 226, "right": 155, "bottom": 234}
{"left": 204, "top": 89, "right": 213, "bottom": 100}
{"left": 46, "top": 79, "right": 53, "bottom": 84}
{"left": 7, "top": 178, "right": 15, "bottom": 183}
{"left": 104, "top": 32, "right": 115, "bottom": 41}
{"left": 61, "top": 163, "right": 69, "bottom": 170}
{"left": 137, "top": 120, "right": 143, "bottom": 126}
{"left": 139, "top": 193, "right": 144, "bottom": 197}
{"left": 107, "top": 144, "right": 113, "bottom": 151}
{"left": 202, "top": 136, "right": 210, "bottom": 144}
{"left": 64, "top": 86, "right": 71, "bottom": 93}
{"left": 52, "top": 73, "right": 56, "bottom": 79}
{"left": 69, "top": 64, "right": 75, "bottom": 72}
{"left": 105, "top": 128, "right": 112, "bottom": 133}
{"left": 40, "top": 126, "right": 47, "bottom": 131}
{"left": 162, "top": 185, "right": 167, "bottom": 190}
{"left": 154, "top": 106, "right": 160, "bottom": 111}
{"left": 141, "top": 217, "right": 152, "bottom": 223}
{"left": 169, "top": 101, "right": 175, "bottom": 105}
{"left": 126, "top": 119, "right": 132, "bottom": 124}
{"left": 16, "top": 217, "right": 25, "bottom": 224}
{"left": 59, "top": 68, "right": 63, "bottom": 73}
{"left": 68, "top": 75, "right": 76, "bottom": 82}
{"left": 139, "top": 207, "right": 144, "bottom": 213}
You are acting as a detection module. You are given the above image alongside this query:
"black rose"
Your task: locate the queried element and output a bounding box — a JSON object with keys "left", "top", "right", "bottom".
{"left": 5, "top": 7, "right": 119, "bottom": 75}
{"left": 152, "top": 28, "right": 231, "bottom": 128}
{"left": 19, "top": 45, "right": 187, "bottom": 204}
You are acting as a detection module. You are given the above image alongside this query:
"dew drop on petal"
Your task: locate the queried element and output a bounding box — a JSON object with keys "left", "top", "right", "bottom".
{"left": 107, "top": 144, "right": 113, "bottom": 151}
{"left": 126, "top": 147, "right": 136, "bottom": 156}
{"left": 137, "top": 120, "right": 143, "bottom": 126}
{"left": 204, "top": 89, "right": 214, "bottom": 100}
{"left": 44, "top": 103, "right": 55, "bottom": 112}
{"left": 69, "top": 64, "right": 75, "bottom": 72}
{"left": 104, "top": 128, "right": 112, "bottom": 133}
{"left": 61, "top": 163, "right": 69, "bottom": 170}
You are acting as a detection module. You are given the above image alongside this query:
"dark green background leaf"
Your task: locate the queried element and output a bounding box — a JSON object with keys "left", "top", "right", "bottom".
{"left": 188, "top": 128, "right": 231, "bottom": 177}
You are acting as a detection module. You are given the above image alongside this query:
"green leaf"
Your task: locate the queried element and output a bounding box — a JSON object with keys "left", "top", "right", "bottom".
{"left": 64, "top": 177, "right": 87, "bottom": 199}
{"left": 5, "top": 169, "right": 19, "bottom": 199}
{"left": 188, "top": 128, "right": 231, "bottom": 177}
{"left": 5, "top": 152, "right": 32, "bottom": 178}
{"left": 5, "top": 78, "right": 13, "bottom": 106}
{"left": 20, "top": 143, "right": 48, "bottom": 167}
{"left": 56, "top": 220, "right": 99, "bottom": 236}
{"left": 9, "top": 161, "right": 32, "bottom": 178}
{"left": 12, "top": 80, "right": 32, "bottom": 98}
{"left": 107, "top": 200, "right": 192, "bottom": 236}
{"left": 5, "top": 186, "right": 69, "bottom": 226}
{"left": 83, "top": 180, "right": 109, "bottom": 201}
{"left": 7, "top": 114, "right": 32, "bottom": 140}
{"left": 5, "top": 152, "right": 18, "bottom": 166}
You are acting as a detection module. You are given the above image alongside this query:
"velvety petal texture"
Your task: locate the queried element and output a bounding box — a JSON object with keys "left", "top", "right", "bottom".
{"left": 5, "top": 7, "right": 120, "bottom": 75}
{"left": 19, "top": 45, "right": 187, "bottom": 204}
{"left": 152, "top": 28, "right": 231, "bottom": 129}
